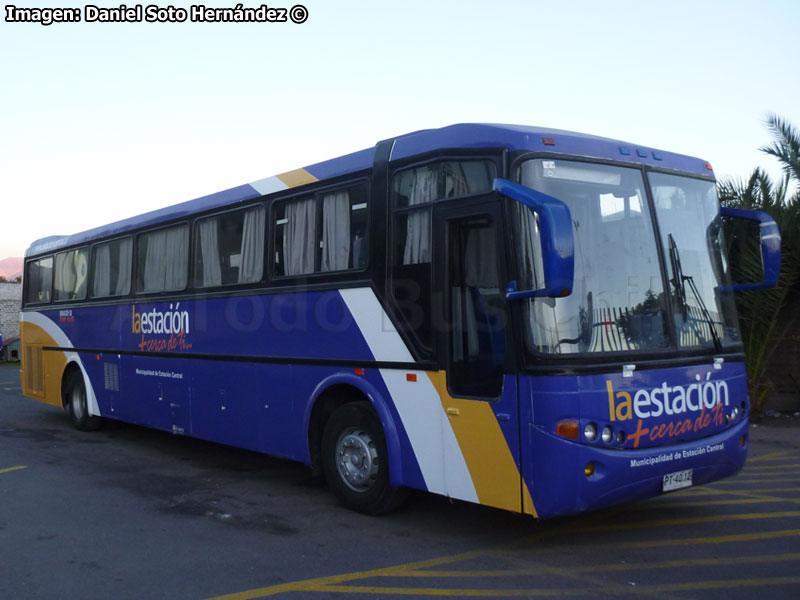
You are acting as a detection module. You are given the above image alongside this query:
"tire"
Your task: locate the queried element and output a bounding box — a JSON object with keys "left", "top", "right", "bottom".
{"left": 321, "top": 402, "right": 407, "bottom": 515}
{"left": 64, "top": 369, "right": 103, "bottom": 432}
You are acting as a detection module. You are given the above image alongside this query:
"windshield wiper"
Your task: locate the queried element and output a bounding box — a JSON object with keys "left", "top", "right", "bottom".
{"left": 668, "top": 234, "right": 722, "bottom": 353}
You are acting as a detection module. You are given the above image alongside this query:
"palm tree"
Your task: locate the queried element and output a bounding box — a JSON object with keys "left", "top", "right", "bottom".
{"left": 718, "top": 115, "right": 800, "bottom": 415}
{"left": 761, "top": 113, "right": 800, "bottom": 184}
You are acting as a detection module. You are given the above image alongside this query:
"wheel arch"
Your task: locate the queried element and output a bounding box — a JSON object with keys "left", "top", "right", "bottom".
{"left": 304, "top": 373, "right": 406, "bottom": 489}
{"left": 60, "top": 355, "right": 101, "bottom": 417}
{"left": 60, "top": 360, "right": 84, "bottom": 409}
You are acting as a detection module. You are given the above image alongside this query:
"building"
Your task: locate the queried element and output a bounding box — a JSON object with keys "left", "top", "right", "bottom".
{"left": 0, "top": 282, "right": 22, "bottom": 346}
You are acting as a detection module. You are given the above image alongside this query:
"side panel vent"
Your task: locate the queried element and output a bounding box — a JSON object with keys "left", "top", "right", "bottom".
{"left": 24, "top": 345, "right": 44, "bottom": 396}
{"left": 104, "top": 362, "right": 120, "bottom": 392}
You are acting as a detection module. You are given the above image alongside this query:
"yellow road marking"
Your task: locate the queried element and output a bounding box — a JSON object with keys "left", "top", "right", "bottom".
{"left": 749, "top": 451, "right": 793, "bottom": 462}
{"left": 677, "top": 486, "right": 732, "bottom": 497}
{"left": 717, "top": 476, "right": 800, "bottom": 484}
{"left": 204, "top": 514, "right": 615, "bottom": 600}
{"left": 660, "top": 497, "right": 788, "bottom": 507}
{"left": 616, "top": 528, "right": 800, "bottom": 549}
{"left": 208, "top": 528, "right": 800, "bottom": 599}
{"left": 410, "top": 551, "right": 800, "bottom": 578}
{"left": 687, "top": 485, "right": 800, "bottom": 505}
{"left": 0, "top": 466, "right": 27, "bottom": 475}
{"left": 744, "top": 486, "right": 800, "bottom": 494}
{"left": 308, "top": 577, "right": 800, "bottom": 596}
{"left": 578, "top": 510, "right": 800, "bottom": 533}
{"left": 734, "top": 470, "right": 800, "bottom": 478}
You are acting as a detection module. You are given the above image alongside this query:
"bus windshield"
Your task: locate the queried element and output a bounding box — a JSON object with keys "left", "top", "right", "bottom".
{"left": 515, "top": 159, "right": 740, "bottom": 356}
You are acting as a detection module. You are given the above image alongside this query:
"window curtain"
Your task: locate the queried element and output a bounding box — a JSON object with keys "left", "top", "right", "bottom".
{"left": 517, "top": 205, "right": 559, "bottom": 351}
{"left": 115, "top": 238, "right": 132, "bottom": 295}
{"left": 73, "top": 250, "right": 88, "bottom": 299}
{"left": 517, "top": 205, "right": 546, "bottom": 291}
{"left": 57, "top": 251, "right": 87, "bottom": 299}
{"left": 239, "top": 206, "right": 265, "bottom": 283}
{"left": 443, "top": 163, "right": 470, "bottom": 198}
{"left": 93, "top": 244, "right": 111, "bottom": 297}
{"left": 54, "top": 254, "right": 69, "bottom": 299}
{"left": 143, "top": 230, "right": 167, "bottom": 291}
{"left": 403, "top": 168, "right": 437, "bottom": 265}
{"left": 284, "top": 198, "right": 316, "bottom": 275}
{"left": 144, "top": 227, "right": 187, "bottom": 291}
{"left": 164, "top": 227, "right": 188, "bottom": 290}
{"left": 198, "top": 218, "right": 222, "bottom": 287}
{"left": 321, "top": 190, "right": 350, "bottom": 272}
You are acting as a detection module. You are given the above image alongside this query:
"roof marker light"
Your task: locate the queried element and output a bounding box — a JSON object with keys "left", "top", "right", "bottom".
{"left": 706, "top": 162, "right": 714, "bottom": 171}
{"left": 652, "top": 152, "right": 662, "bottom": 160}
{"left": 636, "top": 149, "right": 647, "bottom": 158}
{"left": 542, "top": 137, "right": 555, "bottom": 146}
{"left": 619, "top": 146, "right": 631, "bottom": 156}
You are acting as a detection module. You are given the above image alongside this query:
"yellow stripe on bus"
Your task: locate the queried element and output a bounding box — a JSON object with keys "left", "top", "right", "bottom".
{"left": 276, "top": 168, "right": 318, "bottom": 188}
{"left": 19, "top": 321, "right": 67, "bottom": 408}
{"left": 428, "top": 371, "right": 536, "bottom": 516}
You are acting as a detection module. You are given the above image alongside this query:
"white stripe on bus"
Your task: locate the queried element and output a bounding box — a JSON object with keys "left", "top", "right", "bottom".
{"left": 339, "top": 288, "right": 479, "bottom": 503}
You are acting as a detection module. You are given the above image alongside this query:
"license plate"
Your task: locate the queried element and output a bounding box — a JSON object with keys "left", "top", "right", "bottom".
{"left": 663, "top": 469, "right": 693, "bottom": 492}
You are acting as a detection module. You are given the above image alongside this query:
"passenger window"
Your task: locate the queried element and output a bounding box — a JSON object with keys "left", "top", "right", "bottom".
{"left": 54, "top": 248, "right": 89, "bottom": 301}
{"left": 274, "top": 197, "right": 317, "bottom": 276}
{"left": 194, "top": 205, "right": 265, "bottom": 287}
{"left": 136, "top": 225, "right": 189, "bottom": 293}
{"left": 25, "top": 256, "right": 53, "bottom": 304}
{"left": 274, "top": 185, "right": 368, "bottom": 276}
{"left": 91, "top": 238, "right": 132, "bottom": 298}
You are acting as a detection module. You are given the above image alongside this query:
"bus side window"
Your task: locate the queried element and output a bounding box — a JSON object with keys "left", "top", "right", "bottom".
{"left": 274, "top": 185, "right": 368, "bottom": 277}
{"left": 195, "top": 205, "right": 265, "bottom": 287}
{"left": 54, "top": 248, "right": 89, "bottom": 302}
{"left": 25, "top": 256, "right": 53, "bottom": 304}
{"left": 136, "top": 225, "right": 189, "bottom": 293}
{"left": 274, "top": 197, "right": 317, "bottom": 276}
{"left": 320, "top": 187, "right": 369, "bottom": 271}
{"left": 91, "top": 237, "right": 132, "bottom": 298}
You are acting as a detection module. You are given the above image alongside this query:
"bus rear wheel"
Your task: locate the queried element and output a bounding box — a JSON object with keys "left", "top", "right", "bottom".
{"left": 64, "top": 370, "right": 103, "bottom": 432}
{"left": 321, "top": 402, "right": 406, "bottom": 515}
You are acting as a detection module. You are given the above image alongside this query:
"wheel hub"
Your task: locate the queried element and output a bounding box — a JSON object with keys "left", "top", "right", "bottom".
{"left": 336, "top": 428, "right": 379, "bottom": 492}
{"left": 71, "top": 387, "right": 85, "bottom": 419}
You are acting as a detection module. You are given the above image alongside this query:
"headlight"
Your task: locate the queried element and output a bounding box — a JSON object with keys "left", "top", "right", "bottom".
{"left": 584, "top": 423, "right": 597, "bottom": 441}
{"left": 601, "top": 426, "right": 613, "bottom": 444}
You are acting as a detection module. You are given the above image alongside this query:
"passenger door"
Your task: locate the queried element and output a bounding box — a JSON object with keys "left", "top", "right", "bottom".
{"left": 432, "top": 197, "right": 524, "bottom": 513}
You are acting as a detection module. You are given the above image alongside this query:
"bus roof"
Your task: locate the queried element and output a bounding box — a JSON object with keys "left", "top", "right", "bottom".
{"left": 26, "top": 123, "right": 712, "bottom": 257}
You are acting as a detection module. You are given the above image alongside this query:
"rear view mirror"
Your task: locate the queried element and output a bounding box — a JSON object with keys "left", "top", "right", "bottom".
{"left": 493, "top": 178, "right": 574, "bottom": 300}
{"left": 718, "top": 206, "right": 781, "bottom": 292}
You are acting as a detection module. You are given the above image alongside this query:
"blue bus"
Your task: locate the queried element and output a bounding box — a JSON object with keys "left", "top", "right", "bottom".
{"left": 20, "top": 124, "right": 780, "bottom": 517}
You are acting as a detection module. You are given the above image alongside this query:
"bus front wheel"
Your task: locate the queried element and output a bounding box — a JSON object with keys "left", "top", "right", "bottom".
{"left": 321, "top": 402, "right": 406, "bottom": 515}
{"left": 64, "top": 370, "right": 103, "bottom": 432}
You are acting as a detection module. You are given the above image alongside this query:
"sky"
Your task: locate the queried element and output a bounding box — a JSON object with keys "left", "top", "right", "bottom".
{"left": 1, "top": 0, "right": 799, "bottom": 259}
